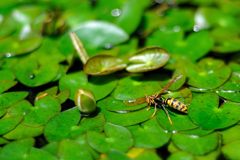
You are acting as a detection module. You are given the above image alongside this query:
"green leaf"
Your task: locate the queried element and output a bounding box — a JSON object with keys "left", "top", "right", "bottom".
{"left": 3, "top": 124, "right": 44, "bottom": 140}
{"left": 172, "top": 132, "right": 219, "bottom": 155}
{"left": 58, "top": 139, "right": 93, "bottom": 160}
{"left": 22, "top": 95, "right": 61, "bottom": 127}
{"left": 126, "top": 47, "right": 170, "bottom": 72}
{"left": 135, "top": 149, "right": 162, "bottom": 160}
{"left": 44, "top": 107, "right": 80, "bottom": 142}
{"left": 7, "top": 100, "right": 32, "bottom": 117}
{"left": 0, "top": 80, "right": 17, "bottom": 94}
{"left": 112, "top": 74, "right": 161, "bottom": 101}
{"left": 168, "top": 151, "right": 195, "bottom": 160}
{"left": 222, "top": 140, "right": 240, "bottom": 160}
{"left": 127, "top": 117, "right": 171, "bottom": 148}
{"left": 0, "top": 91, "right": 29, "bottom": 109}
{"left": 27, "top": 148, "right": 58, "bottom": 160}
{"left": 179, "top": 127, "right": 214, "bottom": 136}
{"left": 188, "top": 93, "right": 240, "bottom": 130}
{"left": 98, "top": 98, "right": 155, "bottom": 126}
{"left": 42, "top": 141, "right": 59, "bottom": 157}
{"left": 0, "top": 69, "right": 15, "bottom": 80}
{"left": 0, "top": 138, "right": 35, "bottom": 160}
{"left": 74, "top": 133, "right": 100, "bottom": 160}
{"left": 68, "top": 113, "right": 105, "bottom": 139}
{"left": 0, "top": 116, "right": 23, "bottom": 135}
{"left": 59, "top": 71, "right": 117, "bottom": 100}
{"left": 106, "top": 97, "right": 147, "bottom": 112}
{"left": 104, "top": 149, "right": 131, "bottom": 160}
{"left": 14, "top": 57, "right": 59, "bottom": 87}
{"left": 0, "top": 36, "right": 42, "bottom": 57}
{"left": 0, "top": 137, "right": 9, "bottom": 145}
{"left": 87, "top": 122, "right": 133, "bottom": 153}
{"left": 220, "top": 125, "right": 240, "bottom": 145}
{"left": 84, "top": 54, "right": 127, "bottom": 75}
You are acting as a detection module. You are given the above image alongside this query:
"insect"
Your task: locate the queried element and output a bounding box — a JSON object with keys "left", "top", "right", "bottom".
{"left": 123, "top": 75, "right": 189, "bottom": 125}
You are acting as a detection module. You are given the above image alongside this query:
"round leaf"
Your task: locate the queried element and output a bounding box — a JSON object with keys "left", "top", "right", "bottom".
{"left": 87, "top": 122, "right": 133, "bottom": 153}
{"left": 84, "top": 54, "right": 127, "bottom": 75}
{"left": 0, "top": 116, "right": 23, "bottom": 135}
{"left": 0, "top": 80, "right": 17, "bottom": 94}
{"left": 126, "top": 47, "right": 170, "bottom": 72}
{"left": 14, "top": 57, "right": 60, "bottom": 87}
{"left": 27, "top": 148, "right": 58, "bottom": 160}
{"left": 172, "top": 132, "right": 219, "bottom": 155}
{"left": 222, "top": 140, "right": 240, "bottom": 160}
{"left": 0, "top": 91, "right": 29, "bottom": 109}
{"left": 220, "top": 124, "right": 240, "bottom": 145}
{"left": 127, "top": 117, "right": 171, "bottom": 148}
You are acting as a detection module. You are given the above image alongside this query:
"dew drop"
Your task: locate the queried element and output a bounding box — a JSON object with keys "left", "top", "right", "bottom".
{"left": 29, "top": 74, "right": 34, "bottom": 79}
{"left": 111, "top": 9, "right": 121, "bottom": 17}
{"left": 173, "top": 26, "right": 180, "bottom": 32}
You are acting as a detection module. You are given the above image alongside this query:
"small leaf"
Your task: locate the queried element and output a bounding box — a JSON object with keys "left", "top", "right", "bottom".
{"left": 222, "top": 140, "right": 240, "bottom": 160}
{"left": 0, "top": 116, "right": 23, "bottom": 135}
{"left": 126, "top": 47, "right": 170, "bottom": 72}
{"left": 87, "top": 122, "right": 133, "bottom": 153}
{"left": 172, "top": 132, "right": 219, "bottom": 155}
{"left": 84, "top": 54, "right": 127, "bottom": 75}
{"left": 27, "top": 148, "right": 58, "bottom": 160}
{"left": 0, "top": 92, "right": 29, "bottom": 109}
{"left": 14, "top": 57, "right": 59, "bottom": 87}
{"left": 220, "top": 124, "right": 240, "bottom": 145}
{"left": 0, "top": 80, "right": 17, "bottom": 94}
{"left": 168, "top": 151, "right": 195, "bottom": 160}
{"left": 58, "top": 139, "right": 93, "bottom": 160}
{"left": 0, "top": 138, "right": 35, "bottom": 160}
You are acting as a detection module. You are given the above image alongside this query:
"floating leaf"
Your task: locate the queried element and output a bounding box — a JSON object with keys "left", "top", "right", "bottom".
{"left": 179, "top": 127, "right": 214, "bottom": 136}
{"left": 0, "top": 109, "right": 6, "bottom": 118}
{"left": 220, "top": 125, "right": 240, "bottom": 145}
{"left": 84, "top": 54, "right": 127, "bottom": 75}
{"left": 126, "top": 47, "right": 170, "bottom": 72}
{"left": 0, "top": 137, "right": 9, "bottom": 145}
{"left": 167, "top": 151, "right": 194, "bottom": 160}
{"left": 222, "top": 140, "right": 240, "bottom": 160}
{"left": 104, "top": 149, "right": 131, "bottom": 160}
{"left": 74, "top": 133, "right": 100, "bottom": 159}
{"left": 0, "top": 69, "right": 15, "bottom": 80}
{"left": 3, "top": 124, "right": 44, "bottom": 140}
{"left": 42, "top": 141, "right": 59, "bottom": 157}
{"left": 0, "top": 116, "right": 23, "bottom": 135}
{"left": 112, "top": 74, "right": 161, "bottom": 101}
{"left": 14, "top": 57, "right": 59, "bottom": 87}
{"left": 98, "top": 98, "right": 155, "bottom": 126}
{"left": 0, "top": 138, "right": 35, "bottom": 159}
{"left": 172, "top": 132, "right": 219, "bottom": 155}
{"left": 7, "top": 100, "right": 32, "bottom": 117}
{"left": 0, "top": 80, "right": 17, "bottom": 94}
{"left": 27, "top": 148, "right": 58, "bottom": 160}
{"left": 105, "top": 97, "right": 147, "bottom": 112}
{"left": 146, "top": 30, "right": 213, "bottom": 62}
{"left": 127, "top": 117, "right": 171, "bottom": 148}
{"left": 44, "top": 107, "right": 80, "bottom": 142}
{"left": 22, "top": 95, "right": 61, "bottom": 127}
{"left": 87, "top": 122, "right": 133, "bottom": 153}
{"left": 59, "top": 71, "right": 117, "bottom": 100}
{"left": 58, "top": 139, "right": 93, "bottom": 160}
{"left": 0, "top": 91, "right": 29, "bottom": 109}
{"left": 188, "top": 93, "right": 240, "bottom": 130}
{"left": 215, "top": 89, "right": 240, "bottom": 103}
{"left": 0, "top": 36, "right": 42, "bottom": 57}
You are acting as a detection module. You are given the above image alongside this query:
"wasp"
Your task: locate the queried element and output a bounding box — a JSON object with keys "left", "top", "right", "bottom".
{"left": 123, "top": 75, "right": 189, "bottom": 125}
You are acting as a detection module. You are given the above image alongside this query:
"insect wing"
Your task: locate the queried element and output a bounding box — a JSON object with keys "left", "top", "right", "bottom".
{"left": 123, "top": 97, "right": 146, "bottom": 106}
{"left": 155, "top": 75, "right": 183, "bottom": 98}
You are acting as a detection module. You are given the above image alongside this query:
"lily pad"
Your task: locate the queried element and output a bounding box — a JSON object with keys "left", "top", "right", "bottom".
{"left": 0, "top": 80, "right": 17, "bottom": 94}
{"left": 68, "top": 113, "right": 105, "bottom": 139}
{"left": 21, "top": 95, "right": 61, "bottom": 127}
{"left": 87, "top": 122, "right": 133, "bottom": 153}
{"left": 183, "top": 58, "right": 231, "bottom": 89}
{"left": 0, "top": 109, "right": 6, "bottom": 117}
{"left": 98, "top": 98, "right": 155, "bottom": 126}
{"left": 220, "top": 125, "right": 240, "bottom": 145}
{"left": 126, "top": 47, "right": 170, "bottom": 72}
{"left": 168, "top": 151, "right": 195, "bottom": 160}
{"left": 27, "top": 148, "right": 58, "bottom": 160}
{"left": 3, "top": 124, "right": 44, "bottom": 140}
{"left": 146, "top": 30, "right": 213, "bottom": 62}
{"left": 215, "top": 89, "right": 240, "bottom": 103}
{"left": 44, "top": 107, "right": 80, "bottom": 142}
{"left": 74, "top": 133, "right": 100, "bottom": 159}
{"left": 83, "top": 54, "right": 127, "bottom": 75}
{"left": 188, "top": 93, "right": 240, "bottom": 130}
{"left": 172, "top": 132, "right": 219, "bottom": 155}
{"left": 58, "top": 139, "right": 93, "bottom": 160}
{"left": 128, "top": 148, "right": 162, "bottom": 160}
{"left": 112, "top": 74, "right": 161, "bottom": 101}
{"left": 42, "top": 141, "right": 59, "bottom": 157}
{"left": 222, "top": 140, "right": 240, "bottom": 160}
{"left": 14, "top": 57, "right": 60, "bottom": 87}
{"left": 0, "top": 36, "right": 42, "bottom": 57}
{"left": 0, "top": 91, "right": 29, "bottom": 109}
{"left": 0, "top": 116, "right": 23, "bottom": 135}
{"left": 7, "top": 100, "right": 32, "bottom": 117}
{"left": 0, "top": 69, "right": 15, "bottom": 80}
{"left": 0, "top": 15, "right": 16, "bottom": 39}
{"left": 0, "top": 138, "right": 35, "bottom": 160}
{"left": 104, "top": 149, "right": 131, "bottom": 160}
{"left": 105, "top": 96, "right": 147, "bottom": 112}
{"left": 127, "top": 117, "right": 171, "bottom": 148}
{"left": 179, "top": 127, "right": 214, "bottom": 136}
{"left": 0, "top": 137, "right": 9, "bottom": 145}
{"left": 59, "top": 71, "right": 117, "bottom": 100}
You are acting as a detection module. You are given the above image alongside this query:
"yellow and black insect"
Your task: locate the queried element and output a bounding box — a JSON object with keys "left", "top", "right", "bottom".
{"left": 124, "top": 75, "right": 189, "bottom": 125}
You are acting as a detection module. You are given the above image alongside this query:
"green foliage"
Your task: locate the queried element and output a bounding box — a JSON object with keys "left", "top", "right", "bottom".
{"left": 0, "top": 0, "right": 240, "bottom": 159}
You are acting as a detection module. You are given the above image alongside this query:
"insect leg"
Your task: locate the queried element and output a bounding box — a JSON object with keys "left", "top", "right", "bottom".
{"left": 146, "top": 94, "right": 151, "bottom": 111}
{"left": 161, "top": 104, "right": 174, "bottom": 125}
{"left": 150, "top": 103, "right": 158, "bottom": 119}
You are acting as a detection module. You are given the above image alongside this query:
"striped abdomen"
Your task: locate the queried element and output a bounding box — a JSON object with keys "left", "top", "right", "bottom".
{"left": 164, "top": 98, "right": 188, "bottom": 114}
